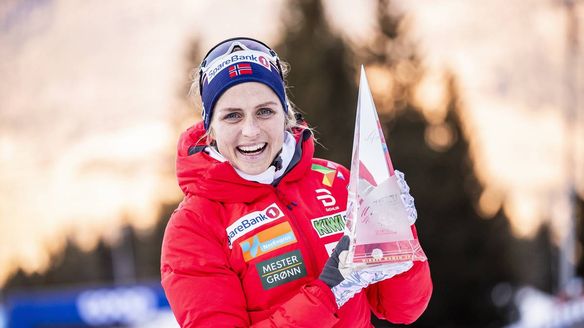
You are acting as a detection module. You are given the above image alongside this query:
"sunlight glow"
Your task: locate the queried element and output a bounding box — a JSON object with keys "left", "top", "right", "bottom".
{"left": 424, "top": 123, "right": 456, "bottom": 152}
{"left": 477, "top": 187, "right": 503, "bottom": 219}
{"left": 414, "top": 69, "right": 449, "bottom": 124}
{"left": 0, "top": 0, "right": 582, "bottom": 287}
{"left": 504, "top": 191, "right": 544, "bottom": 238}
{"left": 366, "top": 65, "right": 396, "bottom": 113}
{"left": 0, "top": 0, "right": 285, "bottom": 286}
{"left": 0, "top": 122, "right": 180, "bottom": 285}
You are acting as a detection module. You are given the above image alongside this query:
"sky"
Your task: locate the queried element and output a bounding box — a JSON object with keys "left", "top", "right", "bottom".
{"left": 0, "top": 0, "right": 583, "bottom": 287}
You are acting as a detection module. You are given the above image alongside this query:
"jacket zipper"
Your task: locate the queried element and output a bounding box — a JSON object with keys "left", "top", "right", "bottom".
{"left": 273, "top": 186, "right": 320, "bottom": 278}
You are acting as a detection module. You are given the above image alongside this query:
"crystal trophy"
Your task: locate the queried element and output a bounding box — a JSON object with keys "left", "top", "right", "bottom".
{"left": 345, "top": 66, "right": 427, "bottom": 265}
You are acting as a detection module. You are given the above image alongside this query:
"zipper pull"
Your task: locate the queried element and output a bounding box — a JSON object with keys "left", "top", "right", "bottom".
{"left": 275, "top": 187, "right": 297, "bottom": 211}
{"left": 286, "top": 201, "right": 298, "bottom": 211}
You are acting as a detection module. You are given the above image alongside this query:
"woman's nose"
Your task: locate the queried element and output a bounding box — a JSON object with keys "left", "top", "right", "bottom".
{"left": 241, "top": 117, "right": 260, "bottom": 137}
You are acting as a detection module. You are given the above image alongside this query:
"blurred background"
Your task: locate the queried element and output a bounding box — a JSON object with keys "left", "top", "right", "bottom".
{"left": 1, "top": 0, "right": 583, "bottom": 327}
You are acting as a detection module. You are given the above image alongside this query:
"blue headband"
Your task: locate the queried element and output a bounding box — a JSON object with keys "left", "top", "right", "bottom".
{"left": 200, "top": 49, "right": 288, "bottom": 130}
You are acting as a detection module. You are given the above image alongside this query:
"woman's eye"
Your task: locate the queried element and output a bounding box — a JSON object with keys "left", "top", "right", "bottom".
{"left": 223, "top": 112, "right": 241, "bottom": 121}
{"left": 258, "top": 108, "right": 274, "bottom": 117}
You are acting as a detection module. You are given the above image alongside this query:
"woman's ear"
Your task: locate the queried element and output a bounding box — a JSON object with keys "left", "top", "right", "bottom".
{"left": 206, "top": 127, "right": 216, "bottom": 146}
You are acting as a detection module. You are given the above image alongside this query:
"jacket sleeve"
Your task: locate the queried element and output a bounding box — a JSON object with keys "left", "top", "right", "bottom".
{"left": 365, "top": 225, "right": 433, "bottom": 324}
{"left": 160, "top": 207, "right": 340, "bottom": 328}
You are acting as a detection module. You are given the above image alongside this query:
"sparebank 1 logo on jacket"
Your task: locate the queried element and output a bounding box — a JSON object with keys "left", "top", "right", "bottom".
{"left": 226, "top": 203, "right": 284, "bottom": 247}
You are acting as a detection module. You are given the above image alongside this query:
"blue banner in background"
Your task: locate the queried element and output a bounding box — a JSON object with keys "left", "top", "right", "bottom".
{"left": 5, "top": 281, "right": 171, "bottom": 328}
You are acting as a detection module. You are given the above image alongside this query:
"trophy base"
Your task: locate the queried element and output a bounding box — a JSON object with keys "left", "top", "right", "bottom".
{"left": 350, "top": 239, "right": 427, "bottom": 264}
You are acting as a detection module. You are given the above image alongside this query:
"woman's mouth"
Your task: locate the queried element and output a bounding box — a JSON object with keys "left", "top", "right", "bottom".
{"left": 237, "top": 143, "right": 267, "bottom": 156}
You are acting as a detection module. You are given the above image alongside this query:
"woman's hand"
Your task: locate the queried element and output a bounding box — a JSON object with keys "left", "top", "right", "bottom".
{"left": 318, "top": 169, "right": 418, "bottom": 308}
{"left": 320, "top": 236, "right": 413, "bottom": 308}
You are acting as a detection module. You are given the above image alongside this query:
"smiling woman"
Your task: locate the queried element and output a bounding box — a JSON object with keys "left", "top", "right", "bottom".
{"left": 160, "top": 37, "right": 432, "bottom": 327}
{"left": 210, "top": 82, "right": 286, "bottom": 175}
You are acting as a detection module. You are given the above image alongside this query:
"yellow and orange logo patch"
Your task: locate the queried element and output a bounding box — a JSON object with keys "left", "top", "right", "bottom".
{"left": 311, "top": 164, "right": 336, "bottom": 187}
{"left": 240, "top": 222, "right": 297, "bottom": 261}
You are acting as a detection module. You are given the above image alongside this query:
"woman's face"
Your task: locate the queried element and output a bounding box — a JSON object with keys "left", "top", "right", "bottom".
{"left": 210, "top": 82, "right": 286, "bottom": 175}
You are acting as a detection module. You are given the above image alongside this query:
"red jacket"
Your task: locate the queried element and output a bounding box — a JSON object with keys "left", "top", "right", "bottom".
{"left": 161, "top": 122, "right": 432, "bottom": 327}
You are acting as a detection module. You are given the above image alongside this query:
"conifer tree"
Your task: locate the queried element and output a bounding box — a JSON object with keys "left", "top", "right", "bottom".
{"left": 276, "top": 0, "right": 357, "bottom": 166}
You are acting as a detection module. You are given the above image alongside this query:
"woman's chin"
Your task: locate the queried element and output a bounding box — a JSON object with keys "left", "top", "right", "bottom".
{"left": 239, "top": 167, "right": 269, "bottom": 175}
{"left": 234, "top": 151, "right": 272, "bottom": 175}
{"left": 234, "top": 160, "right": 271, "bottom": 175}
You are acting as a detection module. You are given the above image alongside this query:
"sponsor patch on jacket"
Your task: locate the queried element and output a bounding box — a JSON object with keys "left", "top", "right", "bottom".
{"left": 240, "top": 222, "right": 297, "bottom": 261}
{"left": 315, "top": 188, "right": 339, "bottom": 211}
{"left": 256, "top": 250, "right": 306, "bottom": 290}
{"left": 226, "top": 203, "right": 284, "bottom": 247}
{"left": 311, "top": 164, "right": 336, "bottom": 187}
{"left": 310, "top": 211, "right": 347, "bottom": 238}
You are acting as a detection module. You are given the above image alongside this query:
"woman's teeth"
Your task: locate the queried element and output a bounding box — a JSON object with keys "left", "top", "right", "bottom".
{"left": 237, "top": 143, "right": 267, "bottom": 154}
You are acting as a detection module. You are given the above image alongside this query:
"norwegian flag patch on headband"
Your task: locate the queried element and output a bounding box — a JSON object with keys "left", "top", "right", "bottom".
{"left": 229, "top": 63, "right": 253, "bottom": 78}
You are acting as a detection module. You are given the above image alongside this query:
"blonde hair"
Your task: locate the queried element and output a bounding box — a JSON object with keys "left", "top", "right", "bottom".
{"left": 188, "top": 60, "right": 305, "bottom": 141}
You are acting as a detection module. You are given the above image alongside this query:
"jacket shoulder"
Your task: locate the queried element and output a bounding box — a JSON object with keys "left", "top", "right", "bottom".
{"left": 165, "top": 195, "right": 228, "bottom": 246}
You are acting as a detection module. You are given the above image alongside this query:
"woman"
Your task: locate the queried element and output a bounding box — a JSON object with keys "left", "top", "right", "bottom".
{"left": 161, "top": 37, "right": 432, "bottom": 327}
